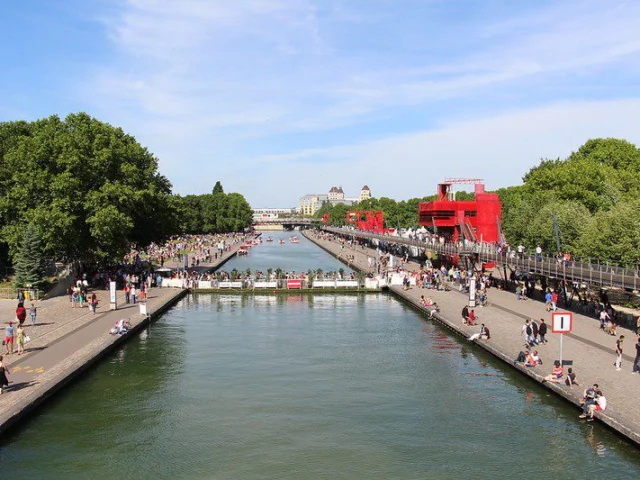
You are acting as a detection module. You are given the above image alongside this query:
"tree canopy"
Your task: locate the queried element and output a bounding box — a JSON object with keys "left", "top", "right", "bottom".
{"left": 0, "top": 114, "right": 253, "bottom": 271}
{"left": 174, "top": 182, "right": 253, "bottom": 235}
{"left": 497, "top": 138, "right": 640, "bottom": 265}
{"left": 0, "top": 113, "right": 177, "bottom": 264}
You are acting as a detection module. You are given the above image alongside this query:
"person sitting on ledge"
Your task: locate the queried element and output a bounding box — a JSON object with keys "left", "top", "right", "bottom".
{"left": 525, "top": 350, "right": 541, "bottom": 367}
{"left": 469, "top": 323, "right": 490, "bottom": 341}
{"left": 480, "top": 323, "right": 490, "bottom": 340}
{"left": 110, "top": 318, "right": 132, "bottom": 335}
{"left": 543, "top": 360, "right": 563, "bottom": 382}
{"left": 461, "top": 305, "right": 469, "bottom": 325}
{"left": 565, "top": 367, "right": 578, "bottom": 387}
{"left": 585, "top": 392, "right": 607, "bottom": 422}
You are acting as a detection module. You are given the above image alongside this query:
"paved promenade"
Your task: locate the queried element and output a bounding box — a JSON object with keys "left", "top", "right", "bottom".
{"left": 0, "top": 241, "right": 244, "bottom": 435}
{"left": 303, "top": 230, "right": 640, "bottom": 446}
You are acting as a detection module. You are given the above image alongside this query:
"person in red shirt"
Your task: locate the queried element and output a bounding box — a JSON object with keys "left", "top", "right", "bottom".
{"left": 544, "top": 360, "right": 563, "bottom": 382}
{"left": 15, "top": 302, "right": 27, "bottom": 327}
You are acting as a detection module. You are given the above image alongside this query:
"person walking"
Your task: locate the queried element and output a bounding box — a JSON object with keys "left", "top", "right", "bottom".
{"left": 539, "top": 319, "right": 548, "bottom": 343}
{"left": 15, "top": 324, "right": 25, "bottom": 355}
{"left": 131, "top": 285, "right": 137, "bottom": 304}
{"left": 614, "top": 335, "right": 625, "bottom": 371}
{"left": 4, "top": 321, "right": 15, "bottom": 355}
{"left": 124, "top": 284, "right": 131, "bottom": 304}
{"left": 16, "top": 302, "right": 27, "bottom": 327}
{"left": 632, "top": 336, "right": 640, "bottom": 374}
{"left": 90, "top": 293, "right": 98, "bottom": 315}
{"left": 531, "top": 319, "right": 540, "bottom": 345}
{"left": 30, "top": 302, "right": 37, "bottom": 326}
{"left": 0, "top": 355, "right": 9, "bottom": 394}
{"left": 522, "top": 319, "right": 533, "bottom": 347}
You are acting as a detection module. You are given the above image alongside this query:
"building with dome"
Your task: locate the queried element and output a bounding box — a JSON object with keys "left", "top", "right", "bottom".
{"left": 359, "top": 185, "right": 371, "bottom": 202}
{"left": 298, "top": 185, "right": 369, "bottom": 215}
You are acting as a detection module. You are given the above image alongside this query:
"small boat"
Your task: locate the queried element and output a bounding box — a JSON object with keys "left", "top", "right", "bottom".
{"left": 289, "top": 236, "right": 299, "bottom": 244}
{"left": 238, "top": 246, "right": 250, "bottom": 256}
{"left": 279, "top": 239, "right": 285, "bottom": 245}
{"left": 266, "top": 236, "right": 273, "bottom": 242}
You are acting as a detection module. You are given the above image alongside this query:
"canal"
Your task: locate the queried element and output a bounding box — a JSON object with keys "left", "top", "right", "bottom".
{"left": 1, "top": 232, "right": 640, "bottom": 479}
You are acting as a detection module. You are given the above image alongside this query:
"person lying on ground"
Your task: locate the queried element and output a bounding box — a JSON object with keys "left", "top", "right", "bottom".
{"left": 543, "top": 360, "right": 563, "bottom": 382}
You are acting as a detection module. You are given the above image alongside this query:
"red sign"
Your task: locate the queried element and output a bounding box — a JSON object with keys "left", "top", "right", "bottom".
{"left": 551, "top": 312, "right": 572, "bottom": 333}
{"left": 287, "top": 279, "right": 303, "bottom": 289}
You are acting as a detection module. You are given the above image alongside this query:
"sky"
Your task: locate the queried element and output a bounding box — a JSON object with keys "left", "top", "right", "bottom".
{"left": 2, "top": 0, "right": 640, "bottom": 207}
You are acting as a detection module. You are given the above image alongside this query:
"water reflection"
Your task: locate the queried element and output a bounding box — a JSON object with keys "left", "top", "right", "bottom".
{"left": 2, "top": 294, "right": 640, "bottom": 479}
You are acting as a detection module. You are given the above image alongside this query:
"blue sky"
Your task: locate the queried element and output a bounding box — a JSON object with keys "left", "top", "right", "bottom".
{"left": 3, "top": 0, "right": 640, "bottom": 207}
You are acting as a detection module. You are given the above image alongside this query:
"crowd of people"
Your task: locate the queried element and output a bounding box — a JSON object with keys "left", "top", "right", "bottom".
{"left": 128, "top": 233, "right": 245, "bottom": 268}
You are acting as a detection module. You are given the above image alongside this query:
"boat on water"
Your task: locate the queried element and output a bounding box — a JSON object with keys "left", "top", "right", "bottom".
{"left": 266, "top": 236, "right": 273, "bottom": 242}
{"left": 289, "top": 236, "right": 299, "bottom": 244}
{"left": 238, "top": 245, "right": 250, "bottom": 256}
{"left": 279, "top": 239, "right": 285, "bottom": 245}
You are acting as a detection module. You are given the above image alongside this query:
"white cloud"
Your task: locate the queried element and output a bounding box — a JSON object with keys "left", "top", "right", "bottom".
{"left": 238, "top": 98, "right": 640, "bottom": 205}
{"left": 79, "top": 0, "right": 640, "bottom": 205}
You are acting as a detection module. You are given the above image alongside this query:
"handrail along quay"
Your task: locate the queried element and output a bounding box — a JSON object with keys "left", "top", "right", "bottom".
{"left": 321, "top": 226, "right": 640, "bottom": 291}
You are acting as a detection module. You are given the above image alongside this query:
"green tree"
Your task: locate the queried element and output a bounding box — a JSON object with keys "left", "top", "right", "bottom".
{"left": 212, "top": 181, "right": 224, "bottom": 195}
{"left": 577, "top": 200, "right": 640, "bottom": 266}
{"left": 14, "top": 223, "right": 48, "bottom": 289}
{"left": 0, "top": 113, "right": 176, "bottom": 263}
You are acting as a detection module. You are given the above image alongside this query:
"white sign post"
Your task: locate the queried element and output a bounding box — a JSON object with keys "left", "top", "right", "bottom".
{"left": 109, "top": 281, "right": 117, "bottom": 311}
{"left": 551, "top": 312, "right": 572, "bottom": 365}
{"left": 469, "top": 278, "right": 476, "bottom": 307}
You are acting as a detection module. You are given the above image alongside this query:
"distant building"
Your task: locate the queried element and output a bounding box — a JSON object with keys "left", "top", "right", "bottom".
{"left": 298, "top": 185, "right": 370, "bottom": 215}
{"left": 328, "top": 186, "right": 345, "bottom": 201}
{"left": 298, "top": 194, "right": 328, "bottom": 216}
{"left": 359, "top": 185, "right": 371, "bottom": 202}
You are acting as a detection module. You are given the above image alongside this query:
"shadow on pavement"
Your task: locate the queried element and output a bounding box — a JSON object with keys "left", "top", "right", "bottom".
{"left": 8, "top": 380, "right": 37, "bottom": 392}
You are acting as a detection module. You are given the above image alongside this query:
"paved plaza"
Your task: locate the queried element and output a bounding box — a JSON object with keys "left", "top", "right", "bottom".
{"left": 304, "top": 230, "right": 640, "bottom": 445}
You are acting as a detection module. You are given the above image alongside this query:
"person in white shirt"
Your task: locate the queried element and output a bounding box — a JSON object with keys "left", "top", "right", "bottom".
{"left": 586, "top": 393, "right": 607, "bottom": 421}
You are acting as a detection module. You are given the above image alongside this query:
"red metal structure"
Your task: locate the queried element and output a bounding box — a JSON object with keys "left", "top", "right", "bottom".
{"left": 346, "top": 210, "right": 385, "bottom": 234}
{"left": 418, "top": 179, "right": 502, "bottom": 243}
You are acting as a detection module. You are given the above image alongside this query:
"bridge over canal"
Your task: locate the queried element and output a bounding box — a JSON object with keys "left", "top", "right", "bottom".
{"left": 321, "top": 226, "right": 640, "bottom": 291}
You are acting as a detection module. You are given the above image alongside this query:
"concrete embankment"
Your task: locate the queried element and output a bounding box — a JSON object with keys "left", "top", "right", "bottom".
{"left": 302, "top": 230, "right": 640, "bottom": 447}
{"left": 0, "top": 239, "right": 247, "bottom": 437}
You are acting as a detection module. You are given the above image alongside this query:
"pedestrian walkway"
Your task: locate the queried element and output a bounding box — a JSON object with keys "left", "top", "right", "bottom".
{"left": 303, "top": 230, "right": 640, "bottom": 446}
{"left": 0, "top": 241, "right": 245, "bottom": 435}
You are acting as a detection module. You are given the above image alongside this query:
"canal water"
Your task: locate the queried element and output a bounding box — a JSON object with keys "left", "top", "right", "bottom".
{"left": 221, "top": 231, "right": 353, "bottom": 275}
{"left": 2, "top": 233, "right": 640, "bottom": 479}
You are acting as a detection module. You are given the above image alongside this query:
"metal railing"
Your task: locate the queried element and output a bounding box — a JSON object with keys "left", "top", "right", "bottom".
{"left": 0, "top": 288, "right": 41, "bottom": 301}
{"left": 321, "top": 226, "right": 640, "bottom": 290}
